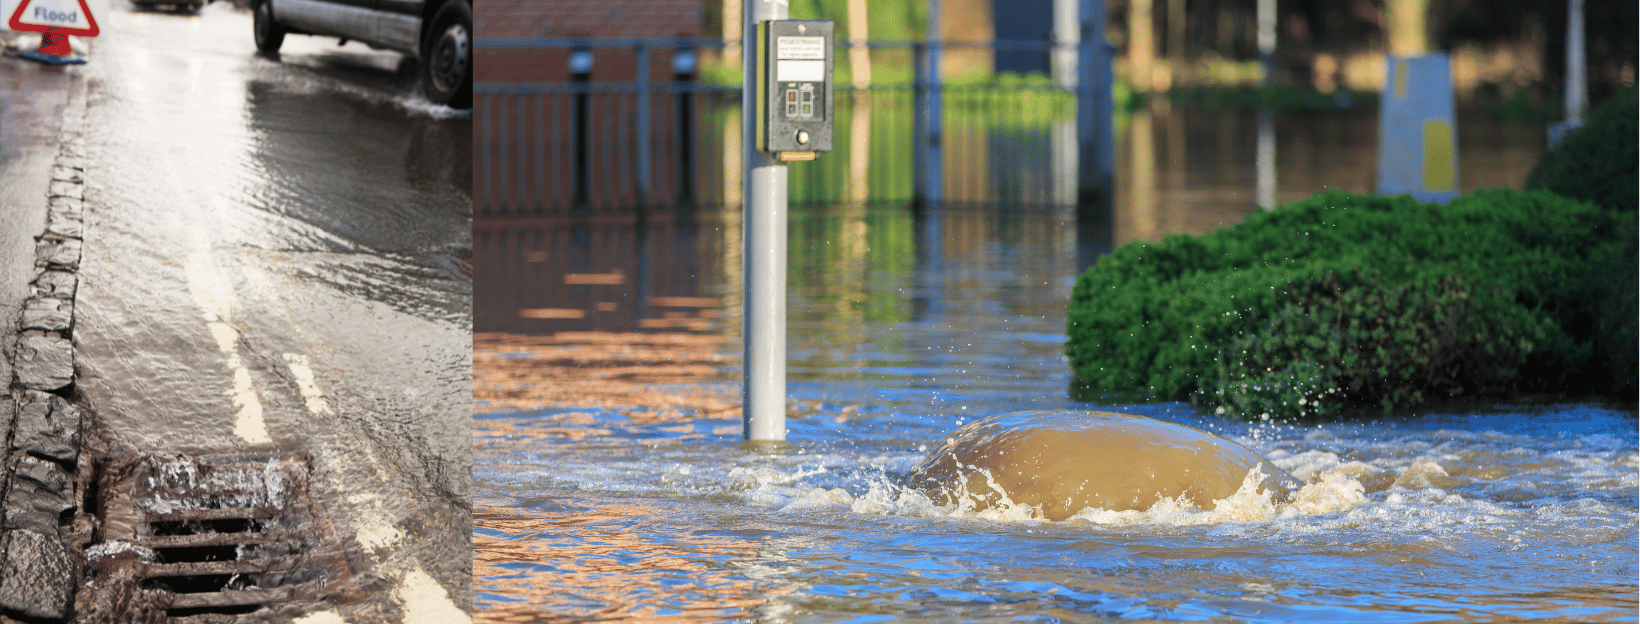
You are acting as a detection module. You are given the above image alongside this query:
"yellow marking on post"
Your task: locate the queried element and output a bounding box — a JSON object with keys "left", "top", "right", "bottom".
{"left": 1422, "top": 119, "right": 1455, "bottom": 191}
{"left": 1395, "top": 59, "right": 1408, "bottom": 101}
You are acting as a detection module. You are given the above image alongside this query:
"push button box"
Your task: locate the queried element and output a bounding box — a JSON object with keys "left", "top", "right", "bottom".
{"left": 757, "top": 19, "right": 834, "bottom": 155}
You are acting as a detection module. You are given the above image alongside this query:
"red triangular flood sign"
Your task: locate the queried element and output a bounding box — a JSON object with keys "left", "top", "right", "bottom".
{"left": 8, "top": 0, "right": 99, "bottom": 37}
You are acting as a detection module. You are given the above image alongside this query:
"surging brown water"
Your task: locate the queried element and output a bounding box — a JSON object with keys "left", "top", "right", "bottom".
{"left": 905, "top": 410, "right": 1303, "bottom": 520}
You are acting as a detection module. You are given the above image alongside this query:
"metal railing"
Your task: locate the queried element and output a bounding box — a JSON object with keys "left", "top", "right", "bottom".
{"left": 475, "top": 38, "right": 1101, "bottom": 215}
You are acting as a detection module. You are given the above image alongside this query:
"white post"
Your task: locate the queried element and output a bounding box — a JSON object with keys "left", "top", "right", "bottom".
{"left": 1256, "top": 0, "right": 1276, "bottom": 209}
{"left": 1256, "top": 110, "right": 1275, "bottom": 209}
{"left": 742, "top": 0, "right": 788, "bottom": 442}
{"left": 1053, "top": 0, "right": 1079, "bottom": 88}
{"left": 1257, "top": 0, "right": 1275, "bottom": 85}
{"left": 847, "top": 0, "right": 871, "bottom": 89}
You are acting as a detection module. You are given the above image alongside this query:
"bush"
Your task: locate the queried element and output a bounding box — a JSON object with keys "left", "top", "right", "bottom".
{"left": 1526, "top": 91, "right": 1638, "bottom": 214}
{"left": 1203, "top": 264, "right": 1552, "bottom": 418}
{"left": 1525, "top": 91, "right": 1638, "bottom": 400}
{"left": 1067, "top": 188, "right": 1627, "bottom": 416}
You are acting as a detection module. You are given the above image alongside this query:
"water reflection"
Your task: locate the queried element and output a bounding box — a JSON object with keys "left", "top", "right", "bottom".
{"left": 474, "top": 502, "right": 781, "bottom": 621}
{"left": 1111, "top": 104, "right": 1545, "bottom": 246}
{"left": 474, "top": 202, "right": 1080, "bottom": 394}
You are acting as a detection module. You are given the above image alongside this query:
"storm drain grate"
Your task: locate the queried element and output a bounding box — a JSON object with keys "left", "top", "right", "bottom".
{"left": 91, "top": 452, "right": 352, "bottom": 621}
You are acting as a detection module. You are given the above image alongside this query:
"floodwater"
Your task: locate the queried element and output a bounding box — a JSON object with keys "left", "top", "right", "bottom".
{"left": 60, "top": 1, "right": 472, "bottom": 618}
{"left": 471, "top": 105, "right": 1635, "bottom": 621}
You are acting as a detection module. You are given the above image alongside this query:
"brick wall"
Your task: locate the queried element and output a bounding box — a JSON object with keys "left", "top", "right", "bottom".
{"left": 477, "top": 0, "right": 706, "bottom": 83}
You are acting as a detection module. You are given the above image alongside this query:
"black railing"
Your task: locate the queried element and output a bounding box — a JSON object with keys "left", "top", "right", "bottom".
{"left": 476, "top": 38, "right": 1104, "bottom": 215}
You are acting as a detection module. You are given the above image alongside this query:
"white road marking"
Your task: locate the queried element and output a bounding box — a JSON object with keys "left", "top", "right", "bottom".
{"left": 283, "top": 352, "right": 334, "bottom": 415}
{"left": 280, "top": 349, "right": 405, "bottom": 552}
{"left": 397, "top": 566, "right": 472, "bottom": 624}
{"left": 183, "top": 243, "right": 271, "bottom": 445}
{"left": 292, "top": 611, "right": 348, "bottom": 624}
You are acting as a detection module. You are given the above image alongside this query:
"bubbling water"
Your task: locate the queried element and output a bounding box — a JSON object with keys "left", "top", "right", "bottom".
{"left": 901, "top": 410, "right": 1308, "bottom": 521}
{"left": 724, "top": 409, "right": 1387, "bottom": 527}
{"left": 735, "top": 453, "right": 1376, "bottom": 526}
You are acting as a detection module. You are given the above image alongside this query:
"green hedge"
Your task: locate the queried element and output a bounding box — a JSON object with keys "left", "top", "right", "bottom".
{"left": 1067, "top": 188, "right": 1631, "bottom": 417}
{"left": 1526, "top": 91, "right": 1639, "bottom": 400}
{"left": 1526, "top": 91, "right": 1638, "bottom": 214}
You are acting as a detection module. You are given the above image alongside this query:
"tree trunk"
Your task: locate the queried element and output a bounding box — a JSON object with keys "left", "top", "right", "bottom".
{"left": 1129, "top": 0, "right": 1155, "bottom": 90}
{"left": 1386, "top": 0, "right": 1429, "bottom": 55}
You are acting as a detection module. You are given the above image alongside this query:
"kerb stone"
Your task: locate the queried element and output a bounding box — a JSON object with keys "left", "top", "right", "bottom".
{"left": 46, "top": 181, "right": 81, "bottom": 200}
{"left": 13, "top": 336, "right": 72, "bottom": 391}
{"left": 0, "top": 529, "right": 75, "bottom": 621}
{"left": 14, "top": 391, "right": 80, "bottom": 465}
{"left": 45, "top": 212, "right": 82, "bottom": 240}
{"left": 31, "top": 271, "right": 77, "bottom": 300}
{"left": 19, "top": 298, "right": 71, "bottom": 334}
{"left": 2, "top": 457, "right": 73, "bottom": 534}
{"left": 48, "top": 165, "right": 82, "bottom": 184}
{"left": 34, "top": 239, "right": 81, "bottom": 270}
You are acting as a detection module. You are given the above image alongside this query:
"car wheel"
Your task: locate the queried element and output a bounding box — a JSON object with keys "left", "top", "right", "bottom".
{"left": 421, "top": 0, "right": 472, "bottom": 109}
{"left": 253, "top": 0, "right": 285, "bottom": 54}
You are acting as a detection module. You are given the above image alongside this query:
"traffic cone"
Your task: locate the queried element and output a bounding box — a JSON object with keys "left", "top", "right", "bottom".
{"left": 18, "top": 29, "right": 86, "bottom": 65}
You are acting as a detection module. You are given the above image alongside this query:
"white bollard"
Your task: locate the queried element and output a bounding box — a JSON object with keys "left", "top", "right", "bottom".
{"left": 1376, "top": 53, "right": 1459, "bottom": 203}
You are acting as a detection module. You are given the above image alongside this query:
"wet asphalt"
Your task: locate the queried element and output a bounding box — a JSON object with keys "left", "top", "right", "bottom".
{"left": 4, "top": 1, "right": 472, "bottom": 620}
{"left": 0, "top": 51, "right": 77, "bottom": 389}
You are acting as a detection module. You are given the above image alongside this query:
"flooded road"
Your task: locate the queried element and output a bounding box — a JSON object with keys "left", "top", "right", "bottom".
{"left": 474, "top": 177, "right": 1634, "bottom": 620}
{"left": 60, "top": 2, "right": 471, "bottom": 620}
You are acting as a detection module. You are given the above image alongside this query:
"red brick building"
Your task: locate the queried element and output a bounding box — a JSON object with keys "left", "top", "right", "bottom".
{"left": 476, "top": 0, "right": 707, "bottom": 84}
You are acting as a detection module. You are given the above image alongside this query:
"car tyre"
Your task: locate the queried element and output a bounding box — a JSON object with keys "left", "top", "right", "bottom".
{"left": 421, "top": 0, "right": 472, "bottom": 109}
{"left": 253, "top": 0, "right": 285, "bottom": 54}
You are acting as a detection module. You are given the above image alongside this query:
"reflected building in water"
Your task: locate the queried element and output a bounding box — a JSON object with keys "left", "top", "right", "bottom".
{"left": 1113, "top": 101, "right": 1545, "bottom": 247}
{"left": 475, "top": 93, "right": 1549, "bottom": 351}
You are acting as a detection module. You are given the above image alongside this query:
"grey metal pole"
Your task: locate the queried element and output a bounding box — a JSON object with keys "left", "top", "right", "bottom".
{"left": 636, "top": 41, "right": 653, "bottom": 206}
{"left": 1565, "top": 0, "right": 1587, "bottom": 123}
{"left": 742, "top": 0, "right": 788, "bottom": 442}
{"left": 925, "top": 0, "right": 943, "bottom": 205}
{"left": 913, "top": 0, "right": 944, "bottom": 209}
{"left": 1076, "top": 0, "right": 1113, "bottom": 203}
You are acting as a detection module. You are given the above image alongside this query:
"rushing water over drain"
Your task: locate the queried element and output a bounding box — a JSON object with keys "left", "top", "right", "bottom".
{"left": 474, "top": 200, "right": 1636, "bottom": 622}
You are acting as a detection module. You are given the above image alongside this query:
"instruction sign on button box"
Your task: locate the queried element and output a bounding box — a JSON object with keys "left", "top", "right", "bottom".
{"left": 776, "top": 36, "right": 825, "bottom": 59}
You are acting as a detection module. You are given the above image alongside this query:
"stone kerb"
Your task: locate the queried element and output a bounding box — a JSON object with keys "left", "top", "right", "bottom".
{"left": 0, "top": 79, "right": 89, "bottom": 623}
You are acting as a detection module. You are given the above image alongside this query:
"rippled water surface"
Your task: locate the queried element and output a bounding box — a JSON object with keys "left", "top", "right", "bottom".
{"left": 474, "top": 198, "right": 1636, "bottom": 622}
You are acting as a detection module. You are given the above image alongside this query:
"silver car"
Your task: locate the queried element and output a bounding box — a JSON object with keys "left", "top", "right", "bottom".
{"left": 251, "top": 0, "right": 471, "bottom": 108}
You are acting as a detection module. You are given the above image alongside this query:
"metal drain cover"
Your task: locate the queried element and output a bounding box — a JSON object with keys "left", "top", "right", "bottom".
{"left": 87, "top": 452, "right": 352, "bottom": 621}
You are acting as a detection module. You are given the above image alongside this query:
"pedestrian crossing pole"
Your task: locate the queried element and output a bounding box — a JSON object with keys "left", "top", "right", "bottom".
{"left": 742, "top": 0, "right": 789, "bottom": 442}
